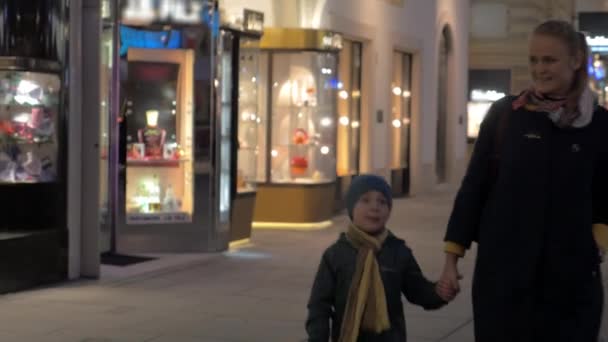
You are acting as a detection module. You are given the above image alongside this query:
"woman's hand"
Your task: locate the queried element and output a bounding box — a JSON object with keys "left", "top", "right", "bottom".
{"left": 438, "top": 253, "right": 462, "bottom": 300}
{"left": 436, "top": 280, "right": 458, "bottom": 302}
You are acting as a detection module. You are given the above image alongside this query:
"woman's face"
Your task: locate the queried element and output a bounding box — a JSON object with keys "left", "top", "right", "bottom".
{"left": 528, "top": 34, "right": 581, "bottom": 97}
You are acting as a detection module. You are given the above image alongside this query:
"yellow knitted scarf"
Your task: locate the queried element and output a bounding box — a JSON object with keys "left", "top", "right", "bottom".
{"left": 338, "top": 224, "right": 391, "bottom": 342}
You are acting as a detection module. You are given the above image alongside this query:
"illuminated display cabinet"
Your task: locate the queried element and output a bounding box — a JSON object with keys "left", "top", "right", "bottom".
{"left": 218, "top": 20, "right": 264, "bottom": 242}
{"left": 252, "top": 28, "right": 342, "bottom": 227}
{"left": 99, "top": 0, "right": 232, "bottom": 254}
{"left": 0, "top": 0, "right": 69, "bottom": 294}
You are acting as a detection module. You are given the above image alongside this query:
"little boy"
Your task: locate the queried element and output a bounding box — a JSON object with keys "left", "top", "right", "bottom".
{"left": 305, "top": 175, "right": 456, "bottom": 342}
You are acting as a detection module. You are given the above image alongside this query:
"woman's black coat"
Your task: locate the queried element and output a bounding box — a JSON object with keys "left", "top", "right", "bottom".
{"left": 445, "top": 96, "right": 608, "bottom": 341}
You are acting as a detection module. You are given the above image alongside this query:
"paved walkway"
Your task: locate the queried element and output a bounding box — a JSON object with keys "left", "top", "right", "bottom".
{"left": 0, "top": 187, "right": 606, "bottom": 341}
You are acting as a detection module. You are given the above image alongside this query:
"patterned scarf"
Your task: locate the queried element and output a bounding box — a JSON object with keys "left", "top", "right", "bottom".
{"left": 339, "top": 224, "right": 391, "bottom": 342}
{"left": 512, "top": 86, "right": 596, "bottom": 128}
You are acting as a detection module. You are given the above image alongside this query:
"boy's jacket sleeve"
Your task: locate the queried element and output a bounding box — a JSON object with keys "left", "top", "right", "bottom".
{"left": 401, "top": 247, "right": 446, "bottom": 310}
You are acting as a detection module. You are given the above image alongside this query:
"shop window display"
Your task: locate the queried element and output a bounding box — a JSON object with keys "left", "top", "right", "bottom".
{"left": 100, "top": 1, "right": 228, "bottom": 253}
{"left": 467, "top": 89, "right": 506, "bottom": 139}
{"left": 0, "top": 71, "right": 60, "bottom": 183}
{"left": 336, "top": 40, "right": 362, "bottom": 176}
{"left": 390, "top": 51, "right": 412, "bottom": 169}
{"left": 268, "top": 52, "right": 337, "bottom": 184}
{"left": 123, "top": 55, "right": 194, "bottom": 224}
{"left": 466, "top": 69, "right": 510, "bottom": 141}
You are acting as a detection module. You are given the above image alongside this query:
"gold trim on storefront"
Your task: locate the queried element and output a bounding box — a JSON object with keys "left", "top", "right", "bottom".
{"left": 260, "top": 28, "right": 343, "bottom": 51}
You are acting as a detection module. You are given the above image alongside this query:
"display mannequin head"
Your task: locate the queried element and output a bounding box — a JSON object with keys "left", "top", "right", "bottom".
{"left": 146, "top": 110, "right": 159, "bottom": 127}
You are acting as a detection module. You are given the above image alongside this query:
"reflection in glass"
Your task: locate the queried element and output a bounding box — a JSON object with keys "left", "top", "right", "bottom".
{"left": 391, "top": 51, "right": 412, "bottom": 169}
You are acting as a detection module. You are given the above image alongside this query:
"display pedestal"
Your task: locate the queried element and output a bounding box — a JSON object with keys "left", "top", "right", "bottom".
{"left": 0, "top": 229, "right": 67, "bottom": 294}
{"left": 230, "top": 191, "right": 257, "bottom": 242}
{"left": 253, "top": 182, "right": 335, "bottom": 227}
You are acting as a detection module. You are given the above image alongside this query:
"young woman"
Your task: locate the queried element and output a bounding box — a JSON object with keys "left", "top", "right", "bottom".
{"left": 439, "top": 20, "right": 608, "bottom": 341}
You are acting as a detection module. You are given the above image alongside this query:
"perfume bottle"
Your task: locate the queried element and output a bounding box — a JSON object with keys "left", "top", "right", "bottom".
{"left": 138, "top": 110, "right": 166, "bottom": 159}
{"left": 162, "top": 184, "right": 180, "bottom": 212}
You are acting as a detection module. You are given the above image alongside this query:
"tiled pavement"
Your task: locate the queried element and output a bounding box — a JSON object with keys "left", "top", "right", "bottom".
{"left": 0, "top": 186, "right": 606, "bottom": 341}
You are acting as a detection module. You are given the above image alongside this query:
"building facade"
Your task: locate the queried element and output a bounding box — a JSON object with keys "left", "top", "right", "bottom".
{"left": 0, "top": 0, "right": 471, "bottom": 291}
{"left": 222, "top": 0, "right": 470, "bottom": 191}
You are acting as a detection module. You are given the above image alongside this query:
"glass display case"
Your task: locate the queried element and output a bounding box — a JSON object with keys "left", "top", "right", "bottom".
{"left": 100, "top": 0, "right": 229, "bottom": 254}
{"left": 236, "top": 38, "right": 263, "bottom": 193}
{"left": 269, "top": 52, "right": 338, "bottom": 184}
{"left": 253, "top": 28, "right": 342, "bottom": 227}
{"left": 122, "top": 51, "right": 194, "bottom": 224}
{"left": 0, "top": 71, "right": 60, "bottom": 183}
{"left": 218, "top": 26, "right": 264, "bottom": 244}
{"left": 0, "top": 0, "right": 69, "bottom": 295}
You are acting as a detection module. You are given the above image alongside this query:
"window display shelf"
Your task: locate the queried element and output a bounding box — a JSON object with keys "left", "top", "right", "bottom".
{"left": 0, "top": 103, "right": 58, "bottom": 111}
{"left": 271, "top": 178, "right": 334, "bottom": 185}
{"left": 127, "top": 158, "right": 191, "bottom": 167}
{"left": 4, "top": 137, "right": 55, "bottom": 145}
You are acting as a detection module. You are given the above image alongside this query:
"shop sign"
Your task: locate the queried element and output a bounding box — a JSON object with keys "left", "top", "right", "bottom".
{"left": 243, "top": 9, "right": 264, "bottom": 34}
{"left": 121, "top": 0, "right": 213, "bottom": 25}
{"left": 127, "top": 213, "right": 191, "bottom": 225}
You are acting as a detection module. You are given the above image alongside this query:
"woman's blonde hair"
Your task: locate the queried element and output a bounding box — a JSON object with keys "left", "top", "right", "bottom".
{"left": 533, "top": 20, "right": 589, "bottom": 113}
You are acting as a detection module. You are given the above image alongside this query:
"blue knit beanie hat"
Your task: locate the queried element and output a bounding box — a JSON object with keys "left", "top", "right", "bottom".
{"left": 346, "top": 174, "right": 393, "bottom": 218}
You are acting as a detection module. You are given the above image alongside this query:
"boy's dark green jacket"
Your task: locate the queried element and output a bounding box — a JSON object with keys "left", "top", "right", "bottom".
{"left": 306, "top": 231, "right": 446, "bottom": 342}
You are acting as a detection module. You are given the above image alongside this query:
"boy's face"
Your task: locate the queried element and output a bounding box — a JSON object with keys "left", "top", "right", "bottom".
{"left": 352, "top": 190, "right": 390, "bottom": 235}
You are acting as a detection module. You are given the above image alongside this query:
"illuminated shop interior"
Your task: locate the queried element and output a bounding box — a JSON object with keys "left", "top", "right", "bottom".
{"left": 99, "top": 0, "right": 227, "bottom": 254}
{"left": 467, "top": 69, "right": 510, "bottom": 141}
{"left": 252, "top": 28, "right": 342, "bottom": 227}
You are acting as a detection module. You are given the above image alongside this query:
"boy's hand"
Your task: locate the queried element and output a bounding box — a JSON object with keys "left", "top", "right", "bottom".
{"left": 435, "top": 279, "right": 459, "bottom": 302}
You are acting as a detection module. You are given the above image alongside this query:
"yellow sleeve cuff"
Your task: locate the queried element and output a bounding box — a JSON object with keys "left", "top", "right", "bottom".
{"left": 593, "top": 224, "right": 608, "bottom": 252}
{"left": 444, "top": 242, "right": 466, "bottom": 257}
